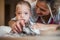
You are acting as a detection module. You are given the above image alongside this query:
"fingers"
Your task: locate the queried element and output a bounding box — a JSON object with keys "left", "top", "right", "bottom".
{"left": 20, "top": 20, "right": 25, "bottom": 27}
{"left": 14, "top": 25, "right": 20, "bottom": 33}
{"left": 11, "top": 20, "right": 25, "bottom": 33}
{"left": 11, "top": 21, "right": 22, "bottom": 33}
{"left": 12, "top": 29, "right": 18, "bottom": 33}
{"left": 16, "top": 22, "right": 22, "bottom": 32}
{"left": 12, "top": 24, "right": 19, "bottom": 33}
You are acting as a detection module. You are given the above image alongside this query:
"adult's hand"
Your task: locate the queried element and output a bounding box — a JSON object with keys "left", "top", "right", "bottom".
{"left": 11, "top": 20, "right": 25, "bottom": 33}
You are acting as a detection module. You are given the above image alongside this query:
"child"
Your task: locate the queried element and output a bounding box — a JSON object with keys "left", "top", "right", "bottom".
{"left": 11, "top": 0, "right": 37, "bottom": 22}
{"left": 9, "top": 0, "right": 38, "bottom": 27}
{"left": 10, "top": 1, "right": 40, "bottom": 35}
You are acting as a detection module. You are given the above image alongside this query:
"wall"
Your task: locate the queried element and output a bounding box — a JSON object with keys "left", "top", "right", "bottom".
{"left": 5, "top": 0, "right": 17, "bottom": 18}
{"left": 0, "top": 0, "right": 4, "bottom": 25}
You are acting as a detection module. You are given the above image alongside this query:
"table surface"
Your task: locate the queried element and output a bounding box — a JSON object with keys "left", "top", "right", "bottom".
{"left": 0, "top": 30, "right": 60, "bottom": 40}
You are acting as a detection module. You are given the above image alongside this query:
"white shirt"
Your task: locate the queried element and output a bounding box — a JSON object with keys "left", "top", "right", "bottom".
{"left": 52, "top": 7, "right": 60, "bottom": 24}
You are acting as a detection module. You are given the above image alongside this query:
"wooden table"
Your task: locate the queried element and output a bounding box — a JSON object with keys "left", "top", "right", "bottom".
{"left": 0, "top": 30, "right": 60, "bottom": 40}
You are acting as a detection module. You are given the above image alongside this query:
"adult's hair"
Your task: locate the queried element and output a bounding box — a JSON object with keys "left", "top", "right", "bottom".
{"left": 37, "top": 0, "right": 57, "bottom": 15}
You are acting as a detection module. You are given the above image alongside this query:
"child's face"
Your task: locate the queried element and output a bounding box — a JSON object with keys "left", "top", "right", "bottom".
{"left": 16, "top": 4, "right": 31, "bottom": 23}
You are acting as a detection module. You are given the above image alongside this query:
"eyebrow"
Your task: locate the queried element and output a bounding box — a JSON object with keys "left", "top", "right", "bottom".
{"left": 36, "top": 5, "right": 48, "bottom": 12}
{"left": 40, "top": 8, "right": 46, "bottom": 12}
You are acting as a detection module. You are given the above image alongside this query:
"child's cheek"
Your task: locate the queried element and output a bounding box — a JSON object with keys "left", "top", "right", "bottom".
{"left": 17, "top": 15, "right": 20, "bottom": 20}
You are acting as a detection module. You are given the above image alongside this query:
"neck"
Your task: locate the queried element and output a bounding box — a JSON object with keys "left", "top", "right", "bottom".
{"left": 41, "top": 14, "right": 51, "bottom": 23}
{"left": 42, "top": 14, "right": 50, "bottom": 18}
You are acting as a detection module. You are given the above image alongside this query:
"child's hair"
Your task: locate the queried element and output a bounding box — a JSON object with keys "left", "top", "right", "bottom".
{"left": 16, "top": 1, "right": 31, "bottom": 10}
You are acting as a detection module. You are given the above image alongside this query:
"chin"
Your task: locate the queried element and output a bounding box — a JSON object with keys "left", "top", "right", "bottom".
{"left": 38, "top": 15, "right": 44, "bottom": 16}
{"left": 39, "top": 14, "right": 49, "bottom": 17}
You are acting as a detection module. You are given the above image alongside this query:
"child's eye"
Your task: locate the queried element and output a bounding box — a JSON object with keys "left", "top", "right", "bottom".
{"left": 25, "top": 13, "right": 28, "bottom": 14}
{"left": 18, "top": 13, "right": 21, "bottom": 14}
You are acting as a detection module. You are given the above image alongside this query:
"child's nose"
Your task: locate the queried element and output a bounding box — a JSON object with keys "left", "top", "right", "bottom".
{"left": 21, "top": 14, "right": 24, "bottom": 18}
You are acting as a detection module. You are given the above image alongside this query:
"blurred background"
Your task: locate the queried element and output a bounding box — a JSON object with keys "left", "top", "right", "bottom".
{"left": 0, "top": 0, "right": 60, "bottom": 26}
{"left": 0, "top": 0, "right": 20, "bottom": 26}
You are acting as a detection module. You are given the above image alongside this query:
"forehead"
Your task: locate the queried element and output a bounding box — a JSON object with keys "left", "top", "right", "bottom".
{"left": 16, "top": 4, "right": 30, "bottom": 11}
{"left": 36, "top": 1, "right": 47, "bottom": 8}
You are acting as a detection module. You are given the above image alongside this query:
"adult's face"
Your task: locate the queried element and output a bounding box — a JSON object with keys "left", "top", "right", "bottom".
{"left": 35, "top": 1, "right": 50, "bottom": 16}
